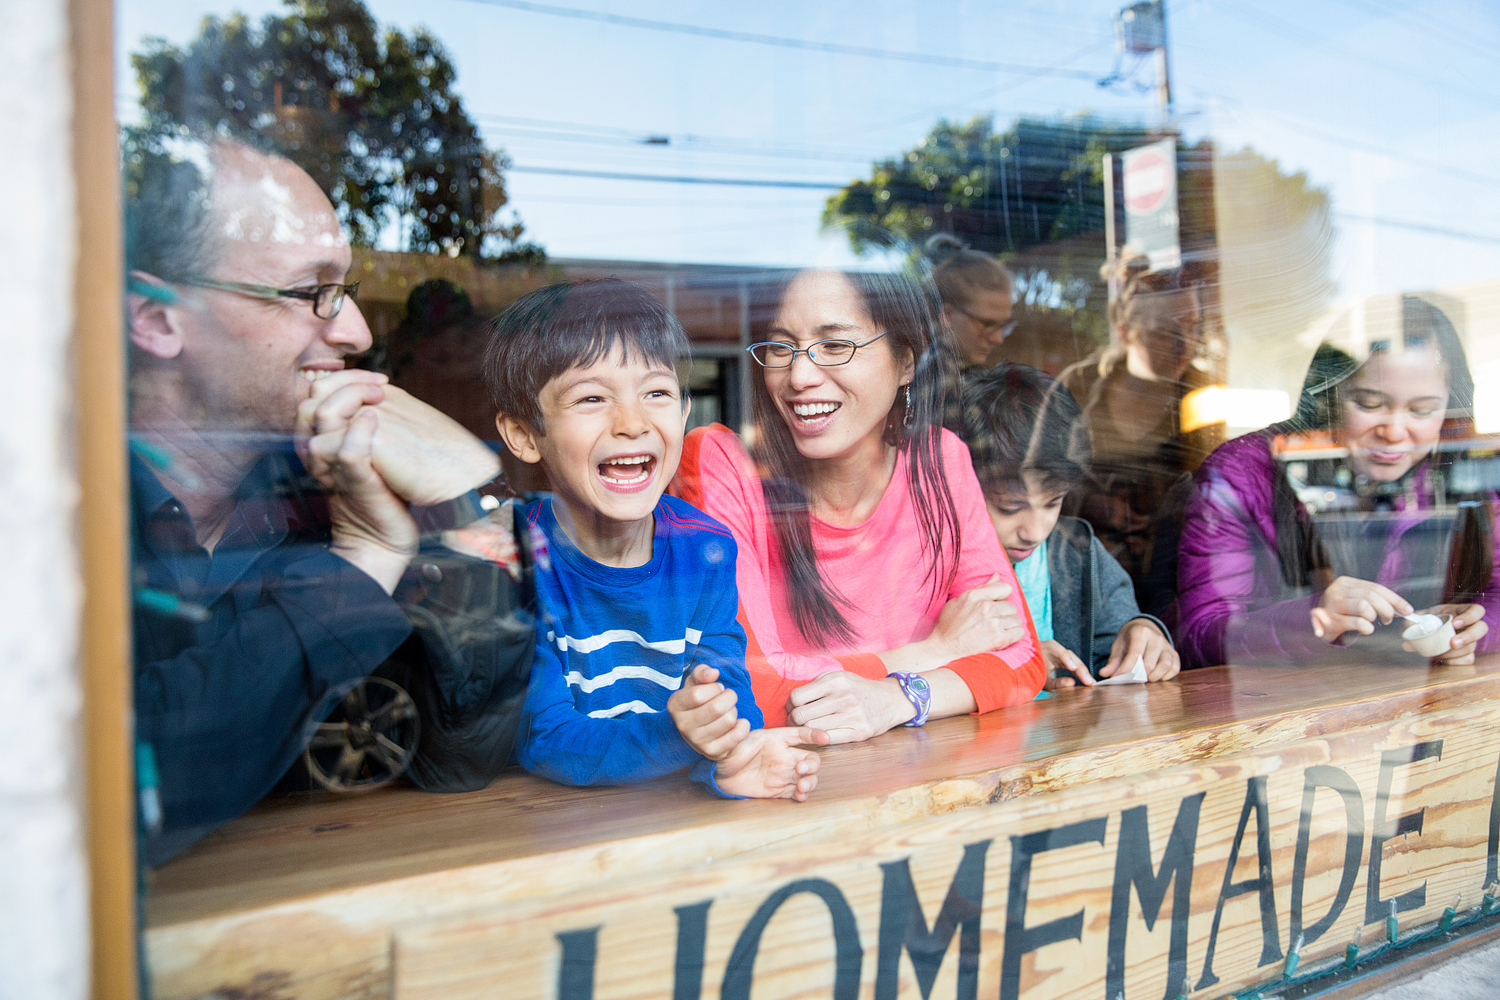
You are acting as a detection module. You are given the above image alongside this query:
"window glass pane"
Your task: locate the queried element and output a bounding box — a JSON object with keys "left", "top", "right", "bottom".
{"left": 115, "top": 2, "right": 1500, "bottom": 994}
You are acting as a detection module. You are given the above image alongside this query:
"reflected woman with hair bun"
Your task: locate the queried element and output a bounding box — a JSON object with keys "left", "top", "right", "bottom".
{"left": 673, "top": 268, "right": 1045, "bottom": 742}
{"left": 1177, "top": 296, "right": 1498, "bottom": 669}
{"left": 1059, "top": 251, "right": 1216, "bottom": 620}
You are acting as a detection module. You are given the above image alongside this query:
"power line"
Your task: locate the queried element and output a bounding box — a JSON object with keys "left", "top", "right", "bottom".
{"left": 1200, "top": 90, "right": 1500, "bottom": 187}
{"left": 509, "top": 164, "right": 846, "bottom": 189}
{"left": 471, "top": 115, "right": 878, "bottom": 164}
{"left": 1327, "top": 0, "right": 1500, "bottom": 65}
{"left": 1333, "top": 213, "right": 1500, "bottom": 245}
{"left": 1214, "top": 0, "right": 1500, "bottom": 109}
{"left": 459, "top": 0, "right": 1101, "bottom": 78}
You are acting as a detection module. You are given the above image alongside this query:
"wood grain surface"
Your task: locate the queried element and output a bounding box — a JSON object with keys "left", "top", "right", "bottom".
{"left": 144, "top": 660, "right": 1500, "bottom": 1000}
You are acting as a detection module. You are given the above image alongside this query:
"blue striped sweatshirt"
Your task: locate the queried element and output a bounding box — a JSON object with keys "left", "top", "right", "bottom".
{"left": 517, "top": 494, "right": 762, "bottom": 793}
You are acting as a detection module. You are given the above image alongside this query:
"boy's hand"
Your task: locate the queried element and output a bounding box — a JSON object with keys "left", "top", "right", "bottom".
{"left": 1042, "top": 640, "right": 1094, "bottom": 690}
{"left": 714, "top": 727, "right": 829, "bottom": 801}
{"left": 1102, "top": 618, "right": 1179, "bottom": 681}
{"left": 295, "top": 380, "right": 417, "bottom": 594}
{"left": 669, "top": 665, "right": 749, "bottom": 761}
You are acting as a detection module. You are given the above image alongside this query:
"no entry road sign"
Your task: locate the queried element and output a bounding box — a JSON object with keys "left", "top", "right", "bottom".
{"left": 1122, "top": 138, "right": 1181, "bottom": 270}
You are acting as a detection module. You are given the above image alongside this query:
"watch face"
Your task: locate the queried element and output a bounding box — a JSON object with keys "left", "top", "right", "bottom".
{"left": 897, "top": 672, "right": 932, "bottom": 726}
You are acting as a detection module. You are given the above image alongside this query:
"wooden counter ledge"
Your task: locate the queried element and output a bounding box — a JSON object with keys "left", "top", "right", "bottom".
{"left": 143, "top": 659, "right": 1500, "bottom": 1000}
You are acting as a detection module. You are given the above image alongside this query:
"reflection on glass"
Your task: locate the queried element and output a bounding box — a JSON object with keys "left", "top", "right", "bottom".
{"left": 111, "top": 0, "right": 1500, "bottom": 992}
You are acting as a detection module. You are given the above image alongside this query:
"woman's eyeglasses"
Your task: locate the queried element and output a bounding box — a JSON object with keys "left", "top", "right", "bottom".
{"left": 746, "top": 332, "right": 887, "bottom": 368}
{"left": 181, "top": 277, "right": 361, "bottom": 320}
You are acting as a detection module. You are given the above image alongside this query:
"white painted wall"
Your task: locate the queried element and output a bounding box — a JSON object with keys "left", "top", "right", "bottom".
{"left": 0, "top": 1, "right": 91, "bottom": 998}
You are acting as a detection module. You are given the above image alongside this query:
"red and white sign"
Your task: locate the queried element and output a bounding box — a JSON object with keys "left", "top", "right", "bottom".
{"left": 1123, "top": 146, "right": 1171, "bottom": 214}
{"left": 1120, "top": 138, "right": 1180, "bottom": 271}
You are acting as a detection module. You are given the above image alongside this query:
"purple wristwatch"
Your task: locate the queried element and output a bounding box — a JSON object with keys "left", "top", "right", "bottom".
{"left": 891, "top": 671, "right": 932, "bottom": 727}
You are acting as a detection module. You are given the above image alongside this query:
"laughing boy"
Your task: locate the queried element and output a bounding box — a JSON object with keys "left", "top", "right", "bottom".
{"left": 485, "top": 279, "right": 826, "bottom": 799}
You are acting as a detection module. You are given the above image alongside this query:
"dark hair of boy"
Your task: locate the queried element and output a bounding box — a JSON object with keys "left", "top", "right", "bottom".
{"left": 956, "top": 363, "right": 1091, "bottom": 501}
{"left": 482, "top": 278, "right": 689, "bottom": 431}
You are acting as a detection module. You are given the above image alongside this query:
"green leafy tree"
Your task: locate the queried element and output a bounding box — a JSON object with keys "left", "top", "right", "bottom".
{"left": 822, "top": 113, "right": 1214, "bottom": 258}
{"left": 822, "top": 114, "right": 1330, "bottom": 354}
{"left": 127, "top": 0, "right": 541, "bottom": 262}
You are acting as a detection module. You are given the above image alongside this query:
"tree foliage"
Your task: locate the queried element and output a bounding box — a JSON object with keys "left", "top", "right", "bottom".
{"left": 823, "top": 113, "right": 1333, "bottom": 356}
{"left": 127, "top": 0, "right": 541, "bottom": 262}
{"left": 822, "top": 114, "right": 1219, "bottom": 259}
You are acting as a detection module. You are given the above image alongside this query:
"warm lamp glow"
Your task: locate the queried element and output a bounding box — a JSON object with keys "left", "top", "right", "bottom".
{"left": 1473, "top": 360, "right": 1500, "bottom": 435}
{"left": 1181, "top": 385, "right": 1292, "bottom": 433}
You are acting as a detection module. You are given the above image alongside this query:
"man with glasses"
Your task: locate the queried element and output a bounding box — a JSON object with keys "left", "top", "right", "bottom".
{"left": 126, "top": 137, "right": 525, "bottom": 862}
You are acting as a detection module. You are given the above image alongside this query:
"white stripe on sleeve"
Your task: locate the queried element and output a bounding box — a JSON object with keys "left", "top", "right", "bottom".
{"left": 586, "top": 701, "right": 658, "bottom": 718}
{"left": 551, "top": 627, "right": 704, "bottom": 655}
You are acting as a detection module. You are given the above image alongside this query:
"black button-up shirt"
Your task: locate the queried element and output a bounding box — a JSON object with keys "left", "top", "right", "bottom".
{"left": 131, "top": 448, "right": 411, "bottom": 863}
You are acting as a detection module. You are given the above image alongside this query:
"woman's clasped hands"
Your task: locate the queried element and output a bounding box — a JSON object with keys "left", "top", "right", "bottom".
{"left": 926, "top": 574, "right": 1028, "bottom": 661}
{"left": 782, "top": 574, "right": 1028, "bottom": 744}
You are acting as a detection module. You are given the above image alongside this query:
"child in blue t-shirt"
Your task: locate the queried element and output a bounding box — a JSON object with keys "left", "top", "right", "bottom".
{"left": 484, "top": 278, "right": 826, "bottom": 798}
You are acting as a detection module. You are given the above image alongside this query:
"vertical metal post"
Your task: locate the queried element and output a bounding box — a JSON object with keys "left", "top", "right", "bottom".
{"left": 737, "top": 279, "right": 753, "bottom": 437}
{"left": 1103, "top": 153, "right": 1119, "bottom": 311}
{"left": 1103, "top": 153, "right": 1116, "bottom": 262}
{"left": 1155, "top": 0, "right": 1173, "bottom": 115}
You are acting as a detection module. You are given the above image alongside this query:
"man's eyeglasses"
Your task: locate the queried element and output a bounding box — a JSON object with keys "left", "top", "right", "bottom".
{"left": 181, "top": 278, "right": 361, "bottom": 320}
{"left": 953, "top": 304, "right": 1017, "bottom": 340}
{"left": 746, "top": 332, "right": 887, "bottom": 368}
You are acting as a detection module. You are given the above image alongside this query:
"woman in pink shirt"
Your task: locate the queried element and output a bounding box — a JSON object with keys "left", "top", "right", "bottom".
{"left": 674, "top": 268, "right": 1045, "bottom": 741}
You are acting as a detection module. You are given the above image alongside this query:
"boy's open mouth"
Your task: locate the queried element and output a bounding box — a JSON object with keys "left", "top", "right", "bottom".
{"left": 597, "top": 454, "right": 656, "bottom": 491}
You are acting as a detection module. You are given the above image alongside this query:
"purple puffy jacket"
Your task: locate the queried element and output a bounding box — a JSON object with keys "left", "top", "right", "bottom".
{"left": 1176, "top": 431, "right": 1500, "bottom": 669}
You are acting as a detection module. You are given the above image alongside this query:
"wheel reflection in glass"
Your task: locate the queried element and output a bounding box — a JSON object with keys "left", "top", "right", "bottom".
{"left": 302, "top": 676, "right": 420, "bottom": 793}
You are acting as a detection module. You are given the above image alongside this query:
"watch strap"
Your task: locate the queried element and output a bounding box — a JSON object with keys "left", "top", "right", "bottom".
{"left": 410, "top": 489, "right": 488, "bottom": 535}
{"left": 891, "top": 671, "right": 932, "bottom": 727}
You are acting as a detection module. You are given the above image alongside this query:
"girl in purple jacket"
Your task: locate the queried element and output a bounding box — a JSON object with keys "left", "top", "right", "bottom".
{"left": 1178, "top": 296, "right": 1496, "bottom": 669}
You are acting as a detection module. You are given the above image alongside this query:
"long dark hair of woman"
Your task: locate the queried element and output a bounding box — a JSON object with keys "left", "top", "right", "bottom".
{"left": 1267, "top": 295, "right": 1490, "bottom": 602}
{"left": 748, "top": 270, "right": 962, "bottom": 648}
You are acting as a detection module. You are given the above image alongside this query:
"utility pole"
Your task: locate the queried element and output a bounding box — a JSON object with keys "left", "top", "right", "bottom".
{"left": 1117, "top": 1, "right": 1173, "bottom": 117}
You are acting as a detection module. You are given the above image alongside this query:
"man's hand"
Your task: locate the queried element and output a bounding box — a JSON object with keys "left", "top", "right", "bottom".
{"left": 1102, "top": 618, "right": 1179, "bottom": 681}
{"left": 787, "top": 672, "right": 914, "bottom": 744}
{"left": 300, "top": 374, "right": 501, "bottom": 504}
{"left": 669, "top": 665, "right": 750, "bottom": 761}
{"left": 1312, "top": 576, "right": 1412, "bottom": 645}
{"left": 714, "top": 727, "right": 829, "bottom": 801}
{"left": 367, "top": 384, "right": 501, "bottom": 503}
{"left": 1403, "top": 603, "right": 1488, "bottom": 665}
{"left": 1042, "top": 639, "right": 1094, "bottom": 690}
{"left": 299, "top": 405, "right": 417, "bottom": 594}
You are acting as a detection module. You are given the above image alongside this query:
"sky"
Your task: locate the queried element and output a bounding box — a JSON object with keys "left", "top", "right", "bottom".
{"left": 115, "top": 0, "right": 1500, "bottom": 301}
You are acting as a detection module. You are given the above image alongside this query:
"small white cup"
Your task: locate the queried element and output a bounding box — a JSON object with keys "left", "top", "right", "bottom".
{"left": 1403, "top": 614, "right": 1456, "bottom": 658}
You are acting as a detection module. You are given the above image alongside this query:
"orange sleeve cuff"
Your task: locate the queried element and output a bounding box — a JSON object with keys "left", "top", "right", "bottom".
{"left": 945, "top": 648, "right": 1047, "bottom": 714}
{"left": 833, "top": 653, "right": 888, "bottom": 679}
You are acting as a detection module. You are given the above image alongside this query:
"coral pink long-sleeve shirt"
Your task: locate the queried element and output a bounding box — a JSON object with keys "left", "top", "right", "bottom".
{"left": 672, "top": 424, "right": 1045, "bottom": 727}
